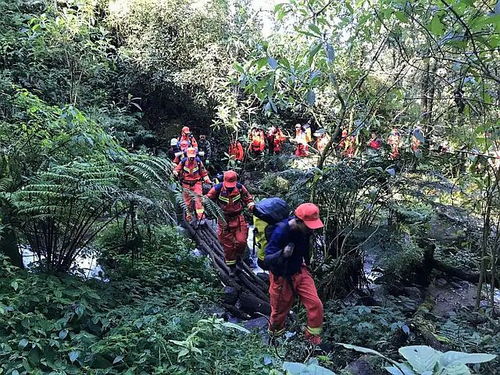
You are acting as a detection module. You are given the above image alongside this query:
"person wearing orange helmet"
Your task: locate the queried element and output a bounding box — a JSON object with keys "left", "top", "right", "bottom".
{"left": 293, "top": 124, "right": 309, "bottom": 157}
{"left": 229, "top": 139, "right": 245, "bottom": 161}
{"left": 264, "top": 203, "right": 324, "bottom": 345}
{"left": 205, "top": 171, "right": 255, "bottom": 276}
{"left": 178, "top": 126, "right": 198, "bottom": 150}
{"left": 249, "top": 126, "right": 266, "bottom": 156}
{"left": 173, "top": 147, "right": 211, "bottom": 224}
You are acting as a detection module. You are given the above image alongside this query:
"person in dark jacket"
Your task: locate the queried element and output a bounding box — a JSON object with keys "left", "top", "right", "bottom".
{"left": 198, "top": 134, "right": 212, "bottom": 165}
{"left": 264, "top": 203, "right": 324, "bottom": 345}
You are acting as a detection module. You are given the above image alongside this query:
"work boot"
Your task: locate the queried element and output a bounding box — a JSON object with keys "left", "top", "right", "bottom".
{"left": 304, "top": 331, "right": 322, "bottom": 346}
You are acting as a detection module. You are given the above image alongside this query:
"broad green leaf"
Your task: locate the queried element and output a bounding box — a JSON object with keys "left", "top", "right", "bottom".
{"left": 11, "top": 280, "right": 18, "bottom": 291}
{"left": 233, "top": 63, "right": 245, "bottom": 73}
{"left": 58, "top": 329, "right": 68, "bottom": 340}
{"left": 399, "top": 346, "right": 440, "bottom": 373}
{"left": 283, "top": 361, "right": 336, "bottom": 374}
{"left": 222, "top": 322, "right": 250, "bottom": 333}
{"left": 394, "top": 11, "right": 408, "bottom": 23}
{"left": 441, "top": 363, "right": 471, "bottom": 375}
{"left": 68, "top": 350, "right": 80, "bottom": 363}
{"left": 440, "top": 351, "right": 496, "bottom": 366}
{"left": 113, "top": 355, "right": 124, "bottom": 364}
{"left": 18, "top": 339, "right": 29, "bottom": 349}
{"left": 178, "top": 348, "right": 189, "bottom": 357}
{"left": 309, "top": 42, "right": 322, "bottom": 58}
{"left": 256, "top": 58, "right": 269, "bottom": 70}
{"left": 309, "top": 23, "right": 321, "bottom": 35}
{"left": 430, "top": 15, "right": 445, "bottom": 36}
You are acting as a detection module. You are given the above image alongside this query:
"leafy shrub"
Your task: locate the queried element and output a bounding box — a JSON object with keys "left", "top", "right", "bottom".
{"left": 323, "top": 304, "right": 408, "bottom": 351}
{"left": 341, "top": 343, "right": 496, "bottom": 375}
{"left": 381, "top": 234, "right": 426, "bottom": 282}
{"left": 0, "top": 223, "right": 276, "bottom": 375}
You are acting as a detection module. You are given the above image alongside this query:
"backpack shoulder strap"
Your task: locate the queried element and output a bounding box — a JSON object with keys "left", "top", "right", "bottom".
{"left": 213, "top": 183, "right": 223, "bottom": 196}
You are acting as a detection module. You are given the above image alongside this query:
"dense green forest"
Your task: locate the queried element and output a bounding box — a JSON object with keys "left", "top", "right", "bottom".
{"left": 0, "top": 0, "right": 498, "bottom": 374}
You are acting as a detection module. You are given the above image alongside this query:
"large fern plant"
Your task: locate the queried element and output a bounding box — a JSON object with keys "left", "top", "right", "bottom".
{"left": 13, "top": 155, "right": 175, "bottom": 272}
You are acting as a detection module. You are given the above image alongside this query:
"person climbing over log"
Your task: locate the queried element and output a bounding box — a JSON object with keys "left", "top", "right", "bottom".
{"left": 174, "top": 147, "right": 211, "bottom": 226}
{"left": 264, "top": 203, "right": 324, "bottom": 345}
{"left": 205, "top": 170, "right": 255, "bottom": 277}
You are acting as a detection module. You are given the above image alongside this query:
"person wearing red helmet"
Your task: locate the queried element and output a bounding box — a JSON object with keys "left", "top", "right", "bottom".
{"left": 178, "top": 126, "right": 198, "bottom": 150}
{"left": 264, "top": 203, "right": 324, "bottom": 345}
{"left": 173, "top": 147, "right": 211, "bottom": 224}
{"left": 205, "top": 170, "right": 255, "bottom": 276}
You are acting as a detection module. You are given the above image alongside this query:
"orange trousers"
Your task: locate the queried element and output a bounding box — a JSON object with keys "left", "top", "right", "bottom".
{"left": 269, "top": 266, "right": 323, "bottom": 337}
{"left": 182, "top": 181, "right": 204, "bottom": 220}
{"left": 217, "top": 214, "right": 248, "bottom": 266}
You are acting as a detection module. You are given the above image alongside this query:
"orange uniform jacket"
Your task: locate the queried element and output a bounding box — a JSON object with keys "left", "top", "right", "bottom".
{"left": 206, "top": 183, "right": 254, "bottom": 216}
{"left": 229, "top": 141, "right": 245, "bottom": 161}
{"left": 174, "top": 157, "right": 209, "bottom": 183}
{"left": 178, "top": 134, "right": 198, "bottom": 150}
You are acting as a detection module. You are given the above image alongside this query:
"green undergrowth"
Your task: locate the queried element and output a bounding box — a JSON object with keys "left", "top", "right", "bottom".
{"left": 0, "top": 225, "right": 277, "bottom": 374}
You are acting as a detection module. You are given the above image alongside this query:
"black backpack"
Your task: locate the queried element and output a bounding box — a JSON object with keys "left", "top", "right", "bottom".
{"left": 253, "top": 198, "right": 290, "bottom": 268}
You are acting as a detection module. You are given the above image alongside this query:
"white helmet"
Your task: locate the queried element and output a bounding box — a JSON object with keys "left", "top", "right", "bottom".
{"left": 170, "top": 138, "right": 178, "bottom": 146}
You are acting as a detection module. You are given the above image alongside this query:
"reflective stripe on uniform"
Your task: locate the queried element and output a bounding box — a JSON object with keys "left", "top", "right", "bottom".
{"left": 306, "top": 326, "right": 322, "bottom": 335}
{"left": 226, "top": 260, "right": 237, "bottom": 266}
{"left": 218, "top": 195, "right": 230, "bottom": 203}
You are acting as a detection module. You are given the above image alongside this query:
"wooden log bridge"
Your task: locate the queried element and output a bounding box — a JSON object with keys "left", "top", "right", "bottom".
{"left": 183, "top": 220, "right": 271, "bottom": 319}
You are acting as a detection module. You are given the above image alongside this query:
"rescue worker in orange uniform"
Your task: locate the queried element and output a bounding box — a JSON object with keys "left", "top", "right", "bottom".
{"left": 293, "top": 124, "right": 309, "bottom": 157}
{"left": 343, "top": 133, "right": 358, "bottom": 158}
{"left": 264, "top": 203, "right": 324, "bottom": 345}
{"left": 249, "top": 127, "right": 266, "bottom": 156}
{"left": 267, "top": 126, "right": 287, "bottom": 154}
{"left": 387, "top": 128, "right": 401, "bottom": 160}
{"left": 313, "top": 128, "right": 331, "bottom": 155}
{"left": 206, "top": 171, "right": 255, "bottom": 276}
{"left": 174, "top": 147, "right": 211, "bottom": 225}
{"left": 178, "top": 126, "right": 198, "bottom": 150}
{"left": 229, "top": 139, "right": 245, "bottom": 161}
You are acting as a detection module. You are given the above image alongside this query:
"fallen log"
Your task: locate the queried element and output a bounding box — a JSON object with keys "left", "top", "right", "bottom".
{"left": 419, "top": 239, "right": 500, "bottom": 288}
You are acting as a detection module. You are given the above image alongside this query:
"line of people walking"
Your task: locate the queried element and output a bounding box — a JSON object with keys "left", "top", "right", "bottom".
{"left": 169, "top": 125, "right": 325, "bottom": 346}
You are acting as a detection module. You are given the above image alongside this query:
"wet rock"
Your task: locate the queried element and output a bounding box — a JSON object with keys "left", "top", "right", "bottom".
{"left": 436, "top": 278, "right": 448, "bottom": 287}
{"left": 222, "top": 286, "right": 239, "bottom": 305}
{"left": 243, "top": 316, "right": 268, "bottom": 331}
{"left": 345, "top": 356, "right": 376, "bottom": 375}
{"left": 403, "top": 286, "right": 423, "bottom": 300}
